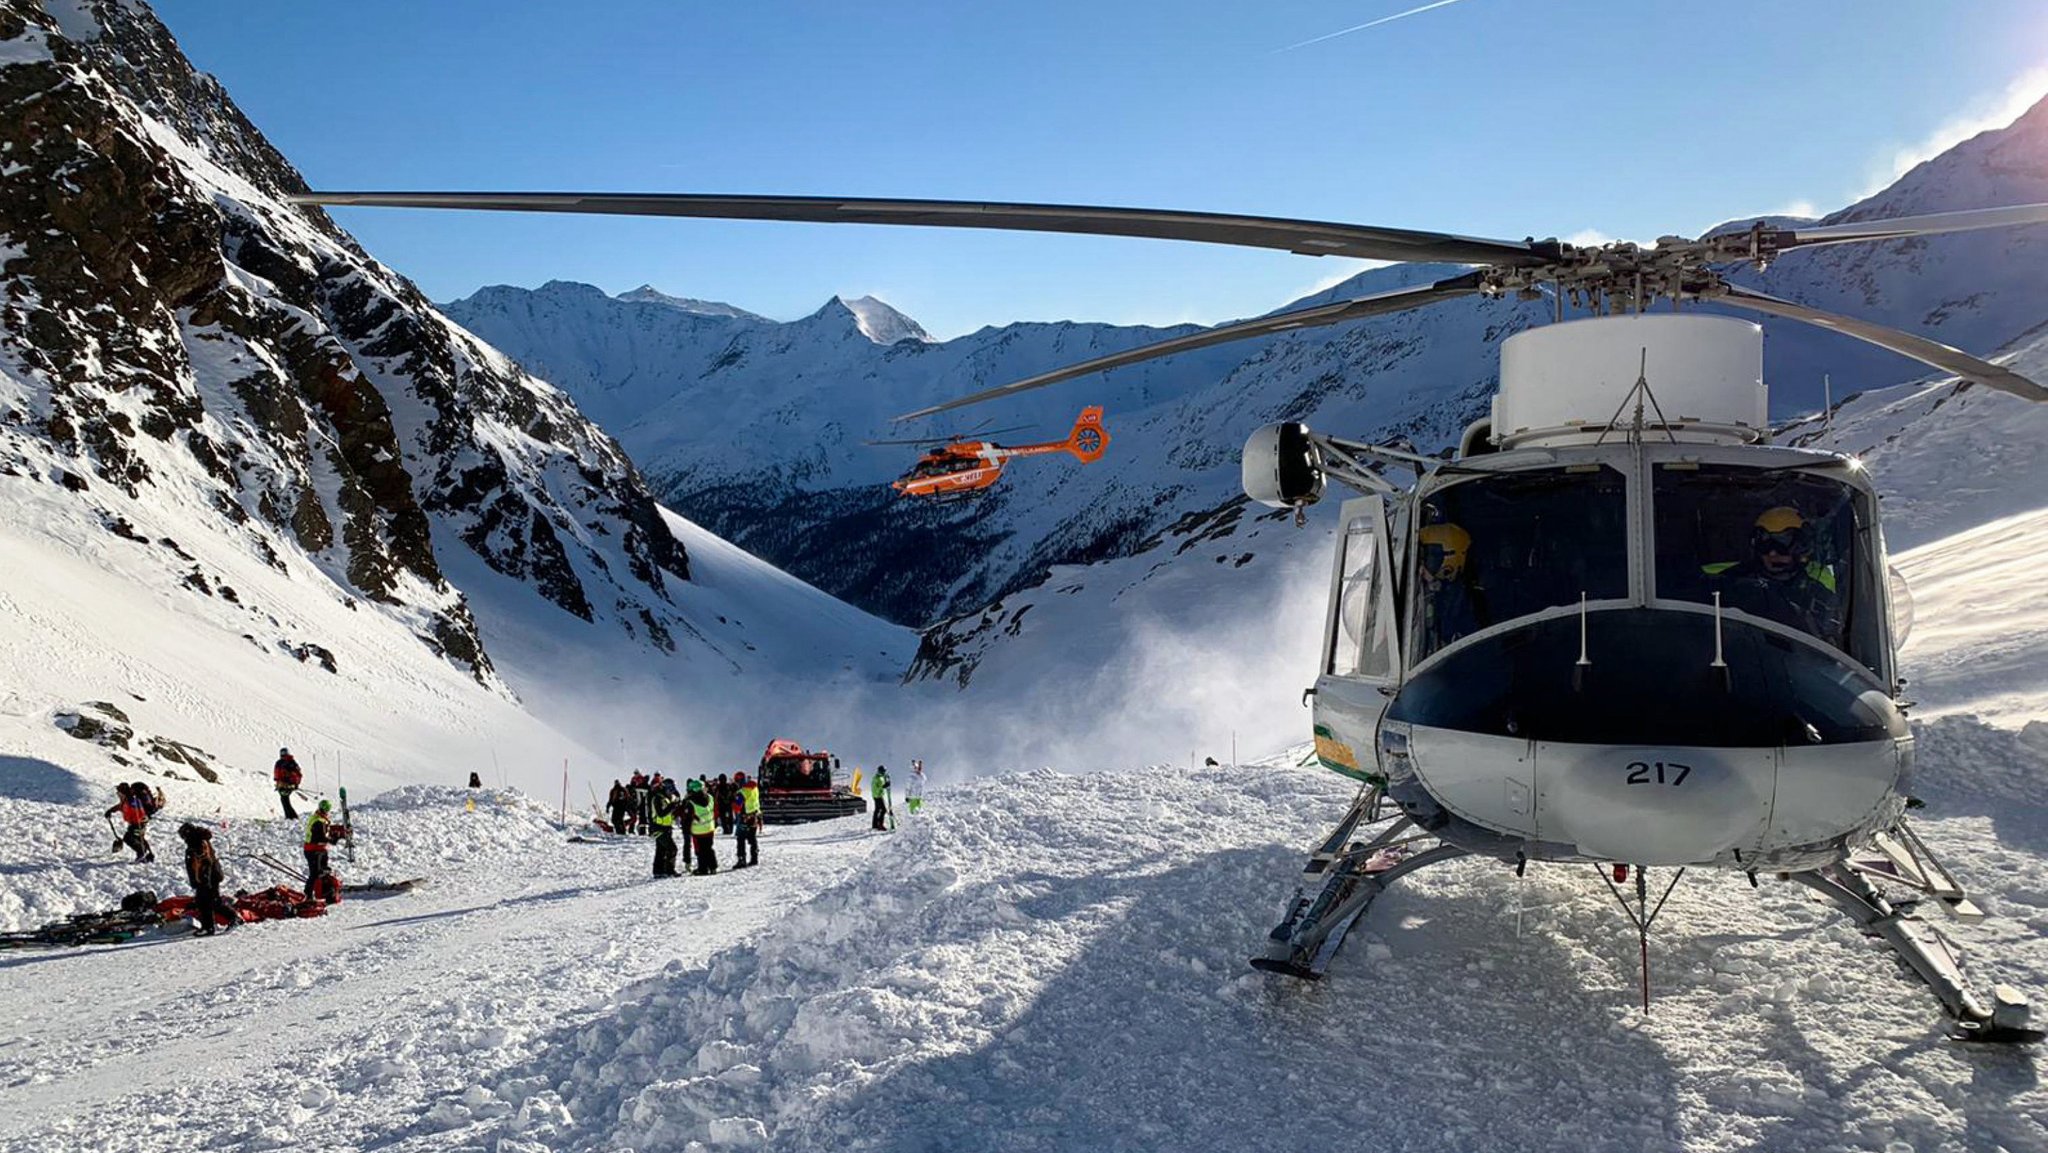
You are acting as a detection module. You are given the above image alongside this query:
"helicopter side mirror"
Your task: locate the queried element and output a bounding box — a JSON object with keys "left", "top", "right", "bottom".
{"left": 1242, "top": 422, "right": 1325, "bottom": 510}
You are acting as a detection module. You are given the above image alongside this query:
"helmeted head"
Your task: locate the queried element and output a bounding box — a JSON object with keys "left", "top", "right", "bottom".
{"left": 687, "top": 778, "right": 706, "bottom": 795}
{"left": 279, "top": 747, "right": 290, "bottom": 757}
{"left": 1751, "top": 506, "right": 1807, "bottom": 579}
{"left": 1418, "top": 522, "right": 1472, "bottom": 583}
{"left": 317, "top": 799, "right": 332, "bottom": 814}
{"left": 734, "top": 772, "right": 748, "bottom": 784}
{"left": 115, "top": 781, "right": 132, "bottom": 797}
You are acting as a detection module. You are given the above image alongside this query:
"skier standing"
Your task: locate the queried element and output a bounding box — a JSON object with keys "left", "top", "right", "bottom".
{"left": 686, "top": 779, "right": 719, "bottom": 874}
{"left": 177, "top": 823, "right": 236, "bottom": 935}
{"left": 650, "top": 787, "right": 680, "bottom": 877}
{"left": 732, "top": 771, "right": 760, "bottom": 868}
{"left": 870, "top": 765, "right": 892, "bottom": 832}
{"left": 105, "top": 783, "right": 155, "bottom": 862}
{"left": 273, "top": 748, "right": 303, "bottom": 819}
{"left": 905, "top": 760, "right": 926, "bottom": 816}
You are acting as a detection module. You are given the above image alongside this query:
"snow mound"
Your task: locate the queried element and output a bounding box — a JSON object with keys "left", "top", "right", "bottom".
{"left": 461, "top": 760, "right": 2048, "bottom": 1152}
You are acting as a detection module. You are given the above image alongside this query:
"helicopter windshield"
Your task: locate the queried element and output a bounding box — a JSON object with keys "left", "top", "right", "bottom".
{"left": 1409, "top": 465, "right": 1629, "bottom": 663}
{"left": 1651, "top": 463, "right": 1883, "bottom": 673}
{"left": 908, "top": 455, "right": 983, "bottom": 480}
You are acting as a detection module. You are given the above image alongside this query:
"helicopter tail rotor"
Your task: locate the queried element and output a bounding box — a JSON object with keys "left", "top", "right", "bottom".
{"left": 1062, "top": 406, "right": 1111, "bottom": 463}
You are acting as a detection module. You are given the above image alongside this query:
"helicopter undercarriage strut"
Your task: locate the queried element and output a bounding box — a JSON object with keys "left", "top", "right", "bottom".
{"left": 1789, "top": 833, "right": 2042, "bottom": 1043}
{"left": 1252, "top": 784, "right": 1468, "bottom": 979}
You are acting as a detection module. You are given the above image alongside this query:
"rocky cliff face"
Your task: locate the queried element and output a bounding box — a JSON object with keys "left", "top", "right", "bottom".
{"left": 0, "top": 0, "right": 692, "bottom": 684}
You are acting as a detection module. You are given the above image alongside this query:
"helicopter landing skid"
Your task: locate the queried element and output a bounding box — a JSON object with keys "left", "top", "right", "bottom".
{"left": 1253, "top": 790, "right": 1467, "bottom": 980}
{"left": 1788, "top": 863, "right": 2041, "bottom": 1043}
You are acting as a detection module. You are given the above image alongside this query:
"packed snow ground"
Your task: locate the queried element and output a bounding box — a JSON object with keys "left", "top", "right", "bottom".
{"left": 0, "top": 788, "right": 879, "bottom": 1153}
{"left": 6, "top": 743, "right": 2047, "bottom": 1152}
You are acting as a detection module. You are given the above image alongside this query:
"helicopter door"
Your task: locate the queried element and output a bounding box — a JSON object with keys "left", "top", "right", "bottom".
{"left": 1312, "top": 497, "right": 1402, "bottom": 782}
{"left": 1325, "top": 497, "right": 1402, "bottom": 683}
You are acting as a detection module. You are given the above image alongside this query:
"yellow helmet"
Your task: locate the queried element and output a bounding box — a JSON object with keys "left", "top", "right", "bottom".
{"left": 1753, "top": 506, "right": 1805, "bottom": 534}
{"left": 1418, "top": 522, "right": 1471, "bottom": 579}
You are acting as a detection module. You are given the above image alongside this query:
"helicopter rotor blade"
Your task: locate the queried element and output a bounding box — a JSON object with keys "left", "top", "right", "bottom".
{"left": 1713, "top": 284, "right": 2048, "bottom": 402}
{"left": 893, "top": 270, "right": 1487, "bottom": 421}
{"left": 290, "top": 191, "right": 1554, "bottom": 267}
{"left": 1774, "top": 202, "right": 2048, "bottom": 252}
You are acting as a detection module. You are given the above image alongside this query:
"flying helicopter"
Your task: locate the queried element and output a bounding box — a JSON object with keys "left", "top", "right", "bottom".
{"left": 868, "top": 406, "right": 1111, "bottom": 500}
{"left": 290, "top": 188, "right": 2048, "bottom": 1041}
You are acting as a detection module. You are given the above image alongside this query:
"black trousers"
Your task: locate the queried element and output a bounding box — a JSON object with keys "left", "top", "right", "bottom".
{"left": 871, "top": 796, "right": 890, "bottom": 830}
{"left": 304, "top": 847, "right": 330, "bottom": 886}
{"left": 193, "top": 880, "right": 235, "bottom": 933}
{"left": 653, "top": 828, "right": 678, "bottom": 876}
{"left": 691, "top": 833, "right": 717, "bottom": 874}
{"left": 277, "top": 789, "right": 298, "bottom": 819}
{"left": 123, "top": 824, "right": 153, "bottom": 862}
{"left": 735, "top": 820, "right": 758, "bottom": 866}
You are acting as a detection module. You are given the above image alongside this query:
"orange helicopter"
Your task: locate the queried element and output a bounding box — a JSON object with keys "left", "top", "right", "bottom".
{"left": 873, "top": 406, "right": 1110, "bottom": 499}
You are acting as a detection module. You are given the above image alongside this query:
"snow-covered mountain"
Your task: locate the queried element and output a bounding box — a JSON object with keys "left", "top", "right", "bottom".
{"left": 0, "top": 0, "right": 913, "bottom": 804}
{"left": 447, "top": 97, "right": 2048, "bottom": 640}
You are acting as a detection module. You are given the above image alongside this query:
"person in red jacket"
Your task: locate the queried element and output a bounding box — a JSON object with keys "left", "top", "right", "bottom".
{"left": 105, "top": 783, "right": 154, "bottom": 862}
{"left": 273, "top": 748, "right": 303, "bottom": 819}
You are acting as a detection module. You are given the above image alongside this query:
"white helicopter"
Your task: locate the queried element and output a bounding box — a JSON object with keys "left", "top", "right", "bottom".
{"left": 291, "top": 189, "right": 2048, "bottom": 1041}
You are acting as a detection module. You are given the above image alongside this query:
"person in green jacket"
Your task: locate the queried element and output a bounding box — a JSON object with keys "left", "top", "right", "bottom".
{"left": 687, "top": 779, "right": 719, "bottom": 875}
{"left": 870, "top": 764, "right": 892, "bottom": 831}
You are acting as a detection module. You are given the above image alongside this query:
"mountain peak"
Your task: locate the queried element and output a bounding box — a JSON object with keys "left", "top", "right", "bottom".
{"left": 827, "top": 294, "right": 932, "bottom": 345}
{"left": 616, "top": 285, "right": 767, "bottom": 322}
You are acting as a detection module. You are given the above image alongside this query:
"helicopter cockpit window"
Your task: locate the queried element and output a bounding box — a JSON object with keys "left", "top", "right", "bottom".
{"left": 1651, "top": 463, "right": 1883, "bottom": 672}
{"left": 1410, "top": 466, "right": 1629, "bottom": 663}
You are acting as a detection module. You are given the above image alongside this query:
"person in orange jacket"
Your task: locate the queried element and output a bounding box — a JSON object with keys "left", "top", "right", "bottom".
{"left": 105, "top": 782, "right": 154, "bottom": 862}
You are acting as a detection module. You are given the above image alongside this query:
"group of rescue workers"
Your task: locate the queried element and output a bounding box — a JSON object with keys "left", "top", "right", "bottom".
{"left": 606, "top": 771, "right": 761, "bottom": 876}
{"left": 605, "top": 758, "right": 927, "bottom": 877}
{"left": 101, "top": 745, "right": 931, "bottom": 935}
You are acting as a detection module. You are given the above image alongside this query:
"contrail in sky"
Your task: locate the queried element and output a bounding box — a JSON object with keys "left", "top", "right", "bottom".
{"left": 1276, "top": 0, "right": 1476, "bottom": 52}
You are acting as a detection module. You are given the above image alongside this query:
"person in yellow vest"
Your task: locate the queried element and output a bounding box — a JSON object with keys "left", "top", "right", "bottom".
{"left": 686, "top": 778, "right": 719, "bottom": 875}
{"left": 650, "top": 787, "right": 680, "bottom": 877}
{"left": 303, "top": 800, "right": 349, "bottom": 901}
{"left": 732, "top": 771, "right": 761, "bottom": 868}
{"left": 1702, "top": 505, "right": 1843, "bottom": 645}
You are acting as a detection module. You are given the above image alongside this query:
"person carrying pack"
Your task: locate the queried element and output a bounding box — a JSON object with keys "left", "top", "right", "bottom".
{"left": 273, "top": 748, "right": 303, "bottom": 819}
{"left": 105, "top": 783, "right": 154, "bottom": 862}
{"left": 732, "top": 771, "right": 760, "bottom": 869}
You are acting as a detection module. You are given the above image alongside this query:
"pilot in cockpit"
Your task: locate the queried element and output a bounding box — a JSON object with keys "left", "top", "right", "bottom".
{"left": 1703, "top": 505, "right": 1843, "bottom": 644}
{"left": 1419, "top": 521, "right": 1481, "bottom": 653}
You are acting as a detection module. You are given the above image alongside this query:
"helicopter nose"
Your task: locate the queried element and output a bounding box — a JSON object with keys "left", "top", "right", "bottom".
{"left": 1536, "top": 746, "right": 1774, "bottom": 864}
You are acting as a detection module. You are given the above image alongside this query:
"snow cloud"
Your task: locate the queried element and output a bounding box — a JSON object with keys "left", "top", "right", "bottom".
{"left": 1863, "top": 67, "right": 2048, "bottom": 197}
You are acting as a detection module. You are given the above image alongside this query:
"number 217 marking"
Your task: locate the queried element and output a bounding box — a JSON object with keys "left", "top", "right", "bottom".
{"left": 1625, "top": 761, "right": 1691, "bottom": 786}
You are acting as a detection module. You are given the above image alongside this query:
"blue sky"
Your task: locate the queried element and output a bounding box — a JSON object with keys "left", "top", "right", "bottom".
{"left": 155, "top": 0, "right": 2048, "bottom": 339}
